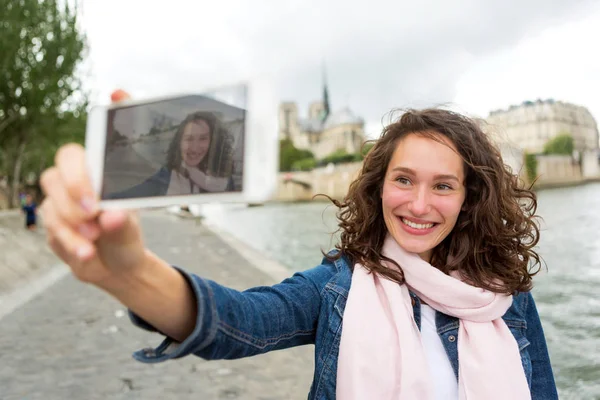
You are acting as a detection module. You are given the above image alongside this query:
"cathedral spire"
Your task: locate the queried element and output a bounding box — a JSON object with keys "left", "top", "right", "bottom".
{"left": 321, "top": 62, "right": 330, "bottom": 122}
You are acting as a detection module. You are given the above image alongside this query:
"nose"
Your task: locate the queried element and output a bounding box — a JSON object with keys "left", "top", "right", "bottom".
{"left": 189, "top": 141, "right": 203, "bottom": 152}
{"left": 408, "top": 186, "right": 431, "bottom": 216}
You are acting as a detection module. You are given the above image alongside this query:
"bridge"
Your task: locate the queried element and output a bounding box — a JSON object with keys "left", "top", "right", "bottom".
{"left": 282, "top": 173, "right": 312, "bottom": 189}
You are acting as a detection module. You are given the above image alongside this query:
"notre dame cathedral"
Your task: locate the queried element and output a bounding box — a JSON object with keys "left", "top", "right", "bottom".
{"left": 278, "top": 75, "right": 367, "bottom": 160}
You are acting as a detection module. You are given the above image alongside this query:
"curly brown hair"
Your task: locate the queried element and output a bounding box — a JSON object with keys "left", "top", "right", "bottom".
{"left": 166, "top": 111, "right": 235, "bottom": 177}
{"left": 323, "top": 108, "right": 543, "bottom": 295}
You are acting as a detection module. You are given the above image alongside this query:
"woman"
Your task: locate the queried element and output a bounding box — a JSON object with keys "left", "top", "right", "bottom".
{"left": 39, "top": 90, "right": 558, "bottom": 399}
{"left": 108, "top": 110, "right": 236, "bottom": 199}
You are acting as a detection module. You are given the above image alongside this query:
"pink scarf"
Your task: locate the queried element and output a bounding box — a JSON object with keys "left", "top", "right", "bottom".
{"left": 336, "top": 235, "right": 531, "bottom": 399}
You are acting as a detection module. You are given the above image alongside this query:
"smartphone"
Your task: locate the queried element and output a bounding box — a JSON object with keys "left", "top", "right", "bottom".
{"left": 85, "top": 82, "right": 278, "bottom": 209}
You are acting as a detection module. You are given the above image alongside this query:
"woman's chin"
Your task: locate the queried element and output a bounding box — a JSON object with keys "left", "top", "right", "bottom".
{"left": 183, "top": 161, "right": 200, "bottom": 168}
{"left": 394, "top": 236, "right": 435, "bottom": 257}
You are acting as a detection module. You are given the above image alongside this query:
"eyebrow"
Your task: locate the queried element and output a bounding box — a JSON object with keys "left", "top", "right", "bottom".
{"left": 391, "top": 166, "right": 461, "bottom": 182}
{"left": 183, "top": 131, "right": 210, "bottom": 137}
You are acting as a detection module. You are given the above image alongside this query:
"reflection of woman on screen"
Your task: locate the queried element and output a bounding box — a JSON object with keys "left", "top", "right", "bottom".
{"left": 108, "top": 112, "right": 236, "bottom": 199}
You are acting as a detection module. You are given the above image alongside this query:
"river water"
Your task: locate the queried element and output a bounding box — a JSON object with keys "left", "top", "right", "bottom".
{"left": 201, "top": 181, "right": 600, "bottom": 399}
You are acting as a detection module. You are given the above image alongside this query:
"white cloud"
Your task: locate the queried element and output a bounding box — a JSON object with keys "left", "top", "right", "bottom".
{"left": 77, "top": 0, "right": 600, "bottom": 140}
{"left": 454, "top": 1, "right": 600, "bottom": 126}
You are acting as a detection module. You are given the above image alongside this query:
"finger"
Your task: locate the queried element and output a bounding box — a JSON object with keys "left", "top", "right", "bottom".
{"left": 46, "top": 229, "right": 75, "bottom": 266}
{"left": 40, "top": 167, "right": 98, "bottom": 230}
{"left": 98, "top": 209, "right": 130, "bottom": 233}
{"left": 97, "top": 209, "right": 141, "bottom": 246}
{"left": 40, "top": 196, "right": 101, "bottom": 242}
{"left": 110, "top": 89, "right": 131, "bottom": 103}
{"left": 46, "top": 224, "right": 105, "bottom": 284}
{"left": 42, "top": 201, "right": 76, "bottom": 265}
{"left": 53, "top": 144, "right": 98, "bottom": 215}
{"left": 77, "top": 221, "right": 102, "bottom": 242}
{"left": 39, "top": 167, "right": 58, "bottom": 197}
{"left": 41, "top": 198, "right": 96, "bottom": 263}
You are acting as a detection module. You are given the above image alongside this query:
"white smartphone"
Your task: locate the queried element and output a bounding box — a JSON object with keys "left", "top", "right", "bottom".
{"left": 85, "top": 82, "right": 278, "bottom": 209}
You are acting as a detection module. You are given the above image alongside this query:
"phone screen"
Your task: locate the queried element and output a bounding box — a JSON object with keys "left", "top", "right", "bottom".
{"left": 100, "top": 85, "right": 247, "bottom": 201}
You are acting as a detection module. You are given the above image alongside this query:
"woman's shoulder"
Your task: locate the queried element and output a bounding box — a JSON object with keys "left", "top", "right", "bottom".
{"left": 503, "top": 291, "right": 537, "bottom": 327}
{"left": 154, "top": 166, "right": 172, "bottom": 181}
{"left": 292, "top": 249, "right": 353, "bottom": 297}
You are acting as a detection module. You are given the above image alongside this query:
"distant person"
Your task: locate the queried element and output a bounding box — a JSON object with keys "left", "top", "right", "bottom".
{"left": 21, "top": 194, "right": 37, "bottom": 231}
{"left": 39, "top": 90, "right": 558, "bottom": 399}
{"left": 107, "top": 111, "right": 236, "bottom": 199}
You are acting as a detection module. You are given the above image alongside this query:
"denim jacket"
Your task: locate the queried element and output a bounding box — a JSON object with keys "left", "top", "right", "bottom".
{"left": 129, "top": 252, "right": 559, "bottom": 399}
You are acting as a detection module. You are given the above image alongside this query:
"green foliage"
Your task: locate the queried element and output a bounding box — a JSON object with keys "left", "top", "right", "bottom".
{"left": 360, "top": 141, "right": 375, "bottom": 158}
{"left": 316, "top": 141, "right": 376, "bottom": 167}
{"left": 543, "top": 132, "right": 574, "bottom": 155}
{"left": 279, "top": 140, "right": 376, "bottom": 172}
{"left": 524, "top": 152, "right": 538, "bottom": 185}
{"left": 21, "top": 108, "right": 87, "bottom": 179}
{"left": 0, "top": 0, "right": 88, "bottom": 206}
{"left": 279, "top": 139, "right": 315, "bottom": 172}
{"left": 291, "top": 158, "right": 316, "bottom": 171}
{"left": 317, "top": 149, "right": 356, "bottom": 166}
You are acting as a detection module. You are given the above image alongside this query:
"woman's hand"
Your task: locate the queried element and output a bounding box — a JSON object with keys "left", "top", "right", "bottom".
{"left": 184, "top": 166, "right": 230, "bottom": 192}
{"left": 40, "top": 89, "right": 198, "bottom": 341}
{"left": 39, "top": 89, "right": 147, "bottom": 291}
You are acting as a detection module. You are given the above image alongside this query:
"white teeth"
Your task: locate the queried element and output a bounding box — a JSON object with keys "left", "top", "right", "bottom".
{"left": 402, "top": 218, "right": 434, "bottom": 229}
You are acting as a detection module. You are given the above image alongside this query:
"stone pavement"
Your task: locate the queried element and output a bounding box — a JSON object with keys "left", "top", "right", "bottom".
{"left": 0, "top": 211, "right": 314, "bottom": 400}
{"left": 0, "top": 211, "right": 59, "bottom": 300}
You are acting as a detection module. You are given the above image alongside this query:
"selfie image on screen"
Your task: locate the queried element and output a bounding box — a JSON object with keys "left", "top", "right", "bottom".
{"left": 101, "top": 84, "right": 246, "bottom": 200}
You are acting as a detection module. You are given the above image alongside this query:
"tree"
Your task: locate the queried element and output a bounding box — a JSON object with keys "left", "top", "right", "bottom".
{"left": 0, "top": 0, "right": 87, "bottom": 207}
{"left": 543, "top": 132, "right": 574, "bottom": 155}
{"left": 524, "top": 152, "right": 538, "bottom": 185}
{"left": 291, "top": 157, "right": 316, "bottom": 171}
{"left": 279, "top": 139, "right": 315, "bottom": 172}
{"left": 318, "top": 149, "right": 356, "bottom": 166}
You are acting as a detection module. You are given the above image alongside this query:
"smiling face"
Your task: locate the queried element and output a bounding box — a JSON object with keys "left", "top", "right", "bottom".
{"left": 381, "top": 132, "right": 466, "bottom": 262}
{"left": 180, "top": 119, "right": 211, "bottom": 167}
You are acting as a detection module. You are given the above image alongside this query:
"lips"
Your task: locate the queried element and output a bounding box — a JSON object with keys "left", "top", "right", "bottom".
{"left": 185, "top": 152, "right": 203, "bottom": 162}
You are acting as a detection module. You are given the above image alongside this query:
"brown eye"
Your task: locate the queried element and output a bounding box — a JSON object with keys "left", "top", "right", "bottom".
{"left": 396, "top": 177, "right": 411, "bottom": 185}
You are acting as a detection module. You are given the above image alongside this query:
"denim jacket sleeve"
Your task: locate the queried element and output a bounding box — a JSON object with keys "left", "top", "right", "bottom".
{"left": 128, "top": 260, "right": 337, "bottom": 364}
{"left": 524, "top": 291, "right": 559, "bottom": 399}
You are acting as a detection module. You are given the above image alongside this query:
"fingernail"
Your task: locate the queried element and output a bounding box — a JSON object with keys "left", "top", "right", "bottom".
{"left": 81, "top": 197, "right": 97, "bottom": 214}
{"left": 76, "top": 245, "right": 94, "bottom": 260}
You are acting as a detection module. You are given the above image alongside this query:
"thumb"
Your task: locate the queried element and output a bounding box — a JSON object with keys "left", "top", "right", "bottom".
{"left": 97, "top": 209, "right": 143, "bottom": 247}
{"left": 111, "top": 89, "right": 131, "bottom": 103}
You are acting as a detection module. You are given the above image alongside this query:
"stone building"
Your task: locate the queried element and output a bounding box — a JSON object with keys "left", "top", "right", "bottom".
{"left": 486, "top": 99, "right": 599, "bottom": 154}
{"left": 278, "top": 78, "right": 366, "bottom": 160}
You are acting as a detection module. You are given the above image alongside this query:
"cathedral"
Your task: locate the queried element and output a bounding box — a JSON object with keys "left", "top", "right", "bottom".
{"left": 278, "top": 78, "right": 366, "bottom": 160}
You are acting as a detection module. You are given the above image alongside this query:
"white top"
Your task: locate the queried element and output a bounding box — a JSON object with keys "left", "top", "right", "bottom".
{"left": 166, "top": 165, "right": 230, "bottom": 195}
{"left": 420, "top": 304, "right": 459, "bottom": 400}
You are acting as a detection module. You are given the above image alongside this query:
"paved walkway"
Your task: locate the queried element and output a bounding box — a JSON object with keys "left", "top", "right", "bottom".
{"left": 0, "top": 211, "right": 59, "bottom": 300}
{"left": 0, "top": 211, "right": 314, "bottom": 400}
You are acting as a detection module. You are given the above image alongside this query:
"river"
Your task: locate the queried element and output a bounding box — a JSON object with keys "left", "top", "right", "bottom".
{"left": 200, "top": 181, "right": 600, "bottom": 399}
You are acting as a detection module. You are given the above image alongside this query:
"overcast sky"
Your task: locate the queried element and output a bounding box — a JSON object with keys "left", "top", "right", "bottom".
{"left": 78, "top": 0, "right": 600, "bottom": 139}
